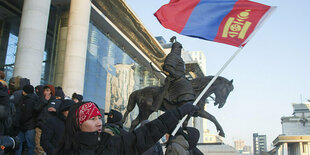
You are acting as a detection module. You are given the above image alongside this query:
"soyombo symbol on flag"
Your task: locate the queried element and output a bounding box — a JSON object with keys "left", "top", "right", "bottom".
{"left": 154, "top": 0, "right": 273, "bottom": 47}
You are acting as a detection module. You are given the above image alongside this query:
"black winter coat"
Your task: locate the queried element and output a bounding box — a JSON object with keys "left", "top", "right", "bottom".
{"left": 57, "top": 109, "right": 180, "bottom": 155}
{"left": 36, "top": 96, "right": 60, "bottom": 129}
{"left": 41, "top": 113, "right": 65, "bottom": 155}
{"left": 19, "top": 93, "right": 39, "bottom": 131}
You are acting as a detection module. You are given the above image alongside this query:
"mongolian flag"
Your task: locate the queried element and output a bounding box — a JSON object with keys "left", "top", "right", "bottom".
{"left": 154, "top": 0, "right": 274, "bottom": 47}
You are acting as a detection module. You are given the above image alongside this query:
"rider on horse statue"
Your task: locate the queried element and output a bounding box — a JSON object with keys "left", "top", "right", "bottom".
{"left": 153, "top": 37, "right": 195, "bottom": 111}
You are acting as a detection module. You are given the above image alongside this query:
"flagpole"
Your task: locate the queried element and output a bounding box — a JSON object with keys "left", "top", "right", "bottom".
{"left": 171, "top": 46, "right": 243, "bottom": 136}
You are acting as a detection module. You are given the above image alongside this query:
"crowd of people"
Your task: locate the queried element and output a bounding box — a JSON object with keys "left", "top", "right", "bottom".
{"left": 0, "top": 70, "right": 203, "bottom": 155}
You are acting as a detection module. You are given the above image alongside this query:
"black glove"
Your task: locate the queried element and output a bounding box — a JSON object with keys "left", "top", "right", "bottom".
{"left": 176, "top": 102, "right": 199, "bottom": 119}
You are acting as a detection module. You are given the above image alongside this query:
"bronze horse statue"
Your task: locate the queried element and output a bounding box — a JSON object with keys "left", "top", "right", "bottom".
{"left": 122, "top": 76, "right": 234, "bottom": 137}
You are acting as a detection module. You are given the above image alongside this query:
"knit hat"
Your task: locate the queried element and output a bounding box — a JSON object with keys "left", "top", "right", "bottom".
{"left": 55, "top": 86, "right": 65, "bottom": 99}
{"left": 23, "top": 84, "right": 34, "bottom": 94}
{"left": 60, "top": 99, "right": 75, "bottom": 112}
{"left": 77, "top": 102, "right": 102, "bottom": 125}
{"left": 107, "top": 109, "right": 123, "bottom": 124}
{"left": 44, "top": 84, "right": 55, "bottom": 96}
{"left": 72, "top": 93, "right": 83, "bottom": 102}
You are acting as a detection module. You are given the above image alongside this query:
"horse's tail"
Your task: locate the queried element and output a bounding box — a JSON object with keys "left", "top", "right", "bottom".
{"left": 122, "top": 90, "right": 138, "bottom": 123}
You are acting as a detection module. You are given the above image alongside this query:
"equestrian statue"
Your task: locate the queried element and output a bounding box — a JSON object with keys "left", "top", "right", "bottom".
{"left": 122, "top": 37, "right": 234, "bottom": 137}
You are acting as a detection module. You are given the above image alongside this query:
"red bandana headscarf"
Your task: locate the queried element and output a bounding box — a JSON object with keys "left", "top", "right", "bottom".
{"left": 77, "top": 102, "right": 102, "bottom": 125}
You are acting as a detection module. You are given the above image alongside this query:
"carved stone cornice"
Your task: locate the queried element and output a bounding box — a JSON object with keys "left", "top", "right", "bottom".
{"left": 93, "top": 0, "right": 166, "bottom": 70}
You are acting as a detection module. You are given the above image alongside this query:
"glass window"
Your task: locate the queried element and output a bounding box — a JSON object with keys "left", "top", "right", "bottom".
{"left": 84, "top": 22, "right": 161, "bottom": 128}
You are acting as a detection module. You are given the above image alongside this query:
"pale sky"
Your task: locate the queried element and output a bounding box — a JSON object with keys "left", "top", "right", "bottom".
{"left": 126, "top": 0, "right": 310, "bottom": 149}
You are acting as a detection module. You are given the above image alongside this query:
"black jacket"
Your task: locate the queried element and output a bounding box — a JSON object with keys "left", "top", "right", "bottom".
{"left": 36, "top": 96, "right": 61, "bottom": 129}
{"left": 57, "top": 109, "right": 180, "bottom": 155}
{"left": 19, "top": 93, "right": 39, "bottom": 131}
{"left": 41, "top": 113, "right": 66, "bottom": 155}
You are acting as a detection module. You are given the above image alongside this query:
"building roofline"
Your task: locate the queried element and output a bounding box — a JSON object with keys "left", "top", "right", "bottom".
{"left": 272, "top": 135, "right": 310, "bottom": 145}
{"left": 92, "top": 0, "right": 166, "bottom": 71}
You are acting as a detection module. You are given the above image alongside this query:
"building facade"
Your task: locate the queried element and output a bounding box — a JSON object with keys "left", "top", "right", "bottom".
{"left": 253, "top": 133, "right": 267, "bottom": 155}
{"left": 269, "top": 102, "right": 310, "bottom": 155}
{"left": 0, "top": 0, "right": 167, "bottom": 128}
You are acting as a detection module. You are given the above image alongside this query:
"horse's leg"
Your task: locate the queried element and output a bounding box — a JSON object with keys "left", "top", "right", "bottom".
{"left": 129, "top": 109, "right": 153, "bottom": 132}
{"left": 122, "top": 92, "right": 137, "bottom": 123}
{"left": 198, "top": 110, "right": 225, "bottom": 137}
{"left": 129, "top": 113, "right": 142, "bottom": 132}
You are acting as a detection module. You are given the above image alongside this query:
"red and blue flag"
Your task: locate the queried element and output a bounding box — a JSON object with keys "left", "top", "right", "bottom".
{"left": 154, "top": 0, "right": 273, "bottom": 47}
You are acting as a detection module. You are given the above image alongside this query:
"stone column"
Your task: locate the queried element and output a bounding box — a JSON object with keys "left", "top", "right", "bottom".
{"left": 283, "top": 142, "right": 288, "bottom": 155}
{"left": 62, "top": 0, "right": 91, "bottom": 95}
{"left": 13, "top": 0, "right": 51, "bottom": 86}
{"left": 299, "top": 142, "right": 303, "bottom": 155}
{"left": 54, "top": 10, "right": 69, "bottom": 87}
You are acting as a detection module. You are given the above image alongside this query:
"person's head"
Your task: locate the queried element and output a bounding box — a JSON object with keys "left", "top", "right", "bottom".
{"left": 78, "top": 102, "right": 102, "bottom": 132}
{"left": 0, "top": 71, "right": 5, "bottom": 80}
{"left": 72, "top": 93, "right": 83, "bottom": 103}
{"left": 35, "top": 85, "right": 44, "bottom": 98}
{"left": 8, "top": 76, "right": 21, "bottom": 92}
{"left": 55, "top": 86, "right": 65, "bottom": 100}
{"left": 22, "top": 84, "right": 34, "bottom": 96}
{"left": 59, "top": 99, "right": 75, "bottom": 118}
{"left": 44, "top": 84, "right": 55, "bottom": 97}
{"left": 107, "top": 109, "right": 123, "bottom": 128}
{"left": 57, "top": 102, "right": 101, "bottom": 153}
{"left": 171, "top": 41, "right": 182, "bottom": 55}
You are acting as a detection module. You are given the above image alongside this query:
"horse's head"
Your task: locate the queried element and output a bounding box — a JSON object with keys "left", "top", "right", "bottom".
{"left": 213, "top": 79, "right": 234, "bottom": 108}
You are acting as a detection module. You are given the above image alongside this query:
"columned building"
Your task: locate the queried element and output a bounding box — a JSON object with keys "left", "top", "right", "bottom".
{"left": 0, "top": 0, "right": 166, "bottom": 128}
{"left": 269, "top": 102, "right": 310, "bottom": 155}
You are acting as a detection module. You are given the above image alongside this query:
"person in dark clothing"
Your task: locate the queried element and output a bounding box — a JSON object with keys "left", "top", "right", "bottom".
{"left": 34, "top": 84, "right": 59, "bottom": 155}
{"left": 0, "top": 82, "right": 10, "bottom": 135}
{"left": 165, "top": 127, "right": 202, "bottom": 155}
{"left": 40, "top": 99, "right": 74, "bottom": 155}
{"left": 35, "top": 85, "right": 44, "bottom": 99}
{"left": 71, "top": 92, "right": 83, "bottom": 103}
{"left": 103, "top": 109, "right": 127, "bottom": 136}
{"left": 15, "top": 84, "right": 38, "bottom": 155}
{"left": 8, "top": 77, "right": 30, "bottom": 137}
{"left": 55, "top": 87, "right": 65, "bottom": 100}
{"left": 184, "top": 127, "right": 202, "bottom": 155}
{"left": 55, "top": 101, "right": 198, "bottom": 155}
{"left": 140, "top": 120, "right": 163, "bottom": 155}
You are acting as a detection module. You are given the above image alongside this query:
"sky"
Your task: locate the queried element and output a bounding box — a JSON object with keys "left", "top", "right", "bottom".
{"left": 125, "top": 0, "right": 310, "bottom": 149}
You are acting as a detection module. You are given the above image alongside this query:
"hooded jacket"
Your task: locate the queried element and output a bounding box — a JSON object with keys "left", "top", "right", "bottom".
{"left": 165, "top": 135, "right": 190, "bottom": 155}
